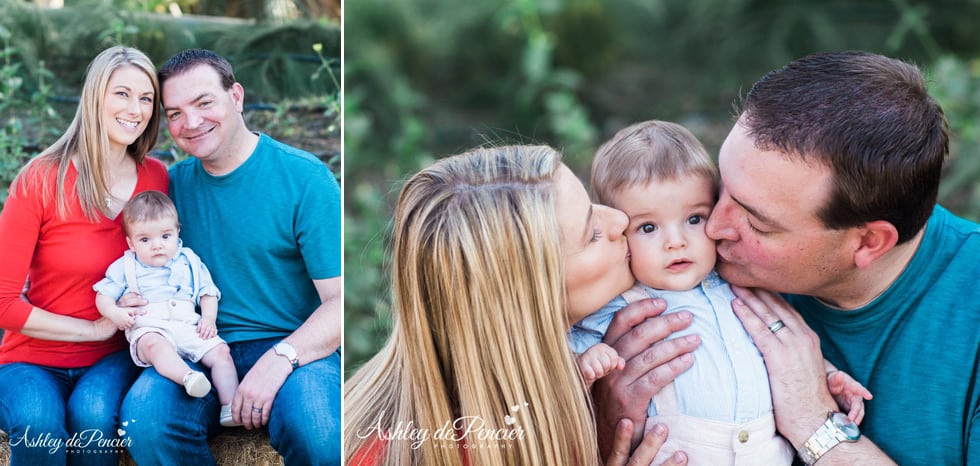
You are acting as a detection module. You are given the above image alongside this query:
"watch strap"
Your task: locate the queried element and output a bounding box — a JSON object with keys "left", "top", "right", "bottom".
{"left": 799, "top": 413, "right": 857, "bottom": 465}
{"left": 274, "top": 342, "right": 300, "bottom": 369}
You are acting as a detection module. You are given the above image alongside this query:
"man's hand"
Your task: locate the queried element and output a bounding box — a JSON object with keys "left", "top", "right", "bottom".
{"left": 729, "top": 286, "right": 838, "bottom": 446}
{"left": 232, "top": 349, "right": 293, "bottom": 429}
{"left": 594, "top": 298, "right": 699, "bottom": 458}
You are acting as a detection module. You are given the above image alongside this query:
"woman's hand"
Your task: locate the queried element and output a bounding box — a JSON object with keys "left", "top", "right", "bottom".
{"left": 116, "top": 291, "right": 148, "bottom": 314}
{"left": 593, "top": 298, "right": 699, "bottom": 456}
{"left": 90, "top": 317, "right": 120, "bottom": 341}
{"left": 605, "top": 419, "right": 687, "bottom": 466}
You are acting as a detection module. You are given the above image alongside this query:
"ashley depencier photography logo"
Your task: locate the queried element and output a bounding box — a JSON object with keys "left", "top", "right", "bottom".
{"left": 357, "top": 402, "right": 530, "bottom": 450}
{"left": 8, "top": 419, "right": 135, "bottom": 455}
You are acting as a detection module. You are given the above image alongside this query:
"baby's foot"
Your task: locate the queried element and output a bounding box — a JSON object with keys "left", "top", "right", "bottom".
{"left": 182, "top": 371, "right": 211, "bottom": 398}
{"left": 220, "top": 404, "right": 242, "bottom": 427}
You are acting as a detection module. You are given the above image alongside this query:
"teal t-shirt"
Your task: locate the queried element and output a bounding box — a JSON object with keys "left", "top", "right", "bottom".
{"left": 787, "top": 205, "right": 980, "bottom": 465}
{"left": 169, "top": 133, "right": 341, "bottom": 343}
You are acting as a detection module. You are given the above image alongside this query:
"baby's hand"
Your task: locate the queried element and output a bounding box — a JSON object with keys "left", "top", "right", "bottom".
{"left": 106, "top": 307, "right": 135, "bottom": 330}
{"left": 576, "top": 343, "right": 625, "bottom": 388}
{"left": 197, "top": 316, "right": 217, "bottom": 339}
{"left": 827, "top": 370, "right": 873, "bottom": 425}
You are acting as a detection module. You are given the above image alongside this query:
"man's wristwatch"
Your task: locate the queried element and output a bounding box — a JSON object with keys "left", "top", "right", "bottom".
{"left": 273, "top": 341, "right": 300, "bottom": 369}
{"left": 798, "top": 411, "right": 860, "bottom": 465}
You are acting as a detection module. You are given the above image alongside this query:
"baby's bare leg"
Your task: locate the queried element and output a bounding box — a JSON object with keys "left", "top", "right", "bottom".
{"left": 137, "top": 333, "right": 193, "bottom": 385}
{"left": 199, "top": 343, "right": 239, "bottom": 405}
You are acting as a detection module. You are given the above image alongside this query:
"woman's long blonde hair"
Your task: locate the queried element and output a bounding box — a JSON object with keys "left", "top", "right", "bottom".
{"left": 345, "top": 146, "right": 599, "bottom": 465}
{"left": 12, "top": 46, "right": 160, "bottom": 220}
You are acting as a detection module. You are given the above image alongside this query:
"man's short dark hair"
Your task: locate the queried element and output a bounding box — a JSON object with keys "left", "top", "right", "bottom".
{"left": 741, "top": 50, "right": 949, "bottom": 243}
{"left": 158, "top": 49, "right": 236, "bottom": 94}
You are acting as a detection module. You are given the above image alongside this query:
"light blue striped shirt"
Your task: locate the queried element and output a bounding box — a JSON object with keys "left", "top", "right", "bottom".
{"left": 568, "top": 270, "right": 772, "bottom": 423}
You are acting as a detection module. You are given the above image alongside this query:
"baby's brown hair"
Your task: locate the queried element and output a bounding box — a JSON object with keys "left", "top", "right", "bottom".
{"left": 122, "top": 190, "right": 179, "bottom": 235}
{"left": 591, "top": 120, "right": 718, "bottom": 206}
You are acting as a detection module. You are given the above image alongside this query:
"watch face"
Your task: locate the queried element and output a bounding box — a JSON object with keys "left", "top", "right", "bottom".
{"left": 275, "top": 343, "right": 295, "bottom": 358}
{"left": 830, "top": 412, "right": 860, "bottom": 440}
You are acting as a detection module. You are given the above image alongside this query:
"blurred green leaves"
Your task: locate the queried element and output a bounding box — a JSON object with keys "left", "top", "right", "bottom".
{"left": 931, "top": 56, "right": 980, "bottom": 221}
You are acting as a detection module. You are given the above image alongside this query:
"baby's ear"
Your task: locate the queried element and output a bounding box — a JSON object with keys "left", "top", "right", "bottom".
{"left": 125, "top": 236, "right": 135, "bottom": 250}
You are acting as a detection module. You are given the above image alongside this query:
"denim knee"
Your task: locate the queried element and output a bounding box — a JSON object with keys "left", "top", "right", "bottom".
{"left": 268, "top": 352, "right": 341, "bottom": 466}
{"left": 121, "top": 366, "right": 219, "bottom": 466}
{"left": 67, "top": 351, "right": 140, "bottom": 435}
{"left": 0, "top": 363, "right": 70, "bottom": 465}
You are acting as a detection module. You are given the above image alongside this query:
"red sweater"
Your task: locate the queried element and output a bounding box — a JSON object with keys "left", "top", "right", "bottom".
{"left": 349, "top": 435, "right": 471, "bottom": 465}
{"left": 0, "top": 157, "right": 169, "bottom": 367}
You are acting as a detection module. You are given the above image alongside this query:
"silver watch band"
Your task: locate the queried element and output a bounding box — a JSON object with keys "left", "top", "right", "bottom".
{"left": 799, "top": 413, "right": 858, "bottom": 465}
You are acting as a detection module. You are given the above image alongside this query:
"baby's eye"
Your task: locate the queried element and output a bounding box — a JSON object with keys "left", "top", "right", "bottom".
{"left": 162, "top": 233, "right": 171, "bottom": 239}
{"left": 639, "top": 223, "right": 657, "bottom": 234}
{"left": 687, "top": 215, "right": 705, "bottom": 225}
{"left": 590, "top": 228, "right": 602, "bottom": 242}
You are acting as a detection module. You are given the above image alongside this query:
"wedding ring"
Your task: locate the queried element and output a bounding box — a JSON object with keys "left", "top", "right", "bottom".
{"left": 252, "top": 407, "right": 263, "bottom": 413}
{"left": 767, "top": 320, "right": 786, "bottom": 333}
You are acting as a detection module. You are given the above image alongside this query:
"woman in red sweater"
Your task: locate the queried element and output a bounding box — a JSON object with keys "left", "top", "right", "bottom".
{"left": 0, "top": 46, "right": 168, "bottom": 466}
{"left": 345, "top": 146, "right": 688, "bottom": 466}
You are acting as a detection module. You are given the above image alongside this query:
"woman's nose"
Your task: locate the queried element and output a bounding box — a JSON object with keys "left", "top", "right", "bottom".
{"left": 600, "top": 205, "right": 629, "bottom": 240}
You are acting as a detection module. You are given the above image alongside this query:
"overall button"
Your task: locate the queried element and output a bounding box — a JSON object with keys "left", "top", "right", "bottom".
{"left": 737, "top": 430, "right": 749, "bottom": 443}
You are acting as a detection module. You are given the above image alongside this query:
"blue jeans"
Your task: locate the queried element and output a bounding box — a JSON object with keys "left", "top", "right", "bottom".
{"left": 121, "top": 337, "right": 341, "bottom": 466}
{"left": 0, "top": 351, "right": 140, "bottom": 466}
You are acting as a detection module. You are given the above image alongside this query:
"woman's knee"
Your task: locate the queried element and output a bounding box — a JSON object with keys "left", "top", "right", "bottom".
{"left": 66, "top": 394, "right": 117, "bottom": 433}
{"left": 0, "top": 363, "right": 69, "bottom": 436}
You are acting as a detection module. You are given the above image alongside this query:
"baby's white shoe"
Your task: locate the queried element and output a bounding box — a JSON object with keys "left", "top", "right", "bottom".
{"left": 182, "top": 371, "right": 211, "bottom": 398}
{"left": 220, "top": 404, "right": 242, "bottom": 427}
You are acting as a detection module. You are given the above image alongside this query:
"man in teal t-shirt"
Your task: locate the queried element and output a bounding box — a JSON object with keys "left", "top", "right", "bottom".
{"left": 787, "top": 205, "right": 980, "bottom": 465}
{"left": 120, "top": 49, "right": 341, "bottom": 466}
{"left": 594, "top": 51, "right": 980, "bottom": 465}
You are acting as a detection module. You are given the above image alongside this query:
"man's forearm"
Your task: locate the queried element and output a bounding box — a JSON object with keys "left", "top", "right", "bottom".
{"left": 281, "top": 277, "right": 341, "bottom": 366}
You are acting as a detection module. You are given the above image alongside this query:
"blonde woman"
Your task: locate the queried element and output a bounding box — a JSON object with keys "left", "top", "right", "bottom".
{"left": 0, "top": 46, "right": 168, "bottom": 465}
{"left": 345, "top": 145, "right": 691, "bottom": 465}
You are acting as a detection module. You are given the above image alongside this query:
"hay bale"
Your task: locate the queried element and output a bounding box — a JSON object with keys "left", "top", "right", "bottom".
{"left": 209, "top": 428, "right": 284, "bottom": 466}
{"left": 1, "top": 429, "right": 283, "bottom": 465}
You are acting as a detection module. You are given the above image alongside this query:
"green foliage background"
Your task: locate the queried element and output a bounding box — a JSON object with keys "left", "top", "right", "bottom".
{"left": 344, "top": 0, "right": 980, "bottom": 375}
